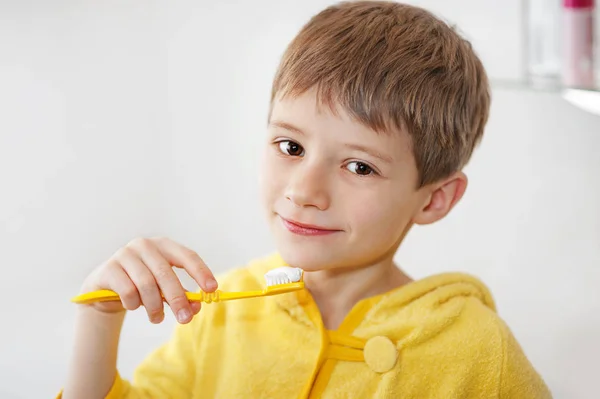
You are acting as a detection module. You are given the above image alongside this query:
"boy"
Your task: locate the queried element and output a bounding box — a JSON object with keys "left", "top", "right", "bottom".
{"left": 60, "top": 1, "right": 551, "bottom": 398}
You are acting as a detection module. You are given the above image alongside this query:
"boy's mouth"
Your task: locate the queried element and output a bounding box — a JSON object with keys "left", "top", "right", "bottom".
{"left": 278, "top": 216, "right": 341, "bottom": 236}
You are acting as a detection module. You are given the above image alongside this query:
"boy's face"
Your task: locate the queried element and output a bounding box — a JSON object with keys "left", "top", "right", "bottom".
{"left": 260, "top": 90, "right": 433, "bottom": 272}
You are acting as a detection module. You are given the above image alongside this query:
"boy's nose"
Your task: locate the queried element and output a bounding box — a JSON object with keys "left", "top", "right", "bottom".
{"left": 284, "top": 161, "right": 330, "bottom": 210}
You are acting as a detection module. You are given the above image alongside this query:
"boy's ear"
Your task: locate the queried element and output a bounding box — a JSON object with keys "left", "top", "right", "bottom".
{"left": 412, "top": 171, "right": 468, "bottom": 226}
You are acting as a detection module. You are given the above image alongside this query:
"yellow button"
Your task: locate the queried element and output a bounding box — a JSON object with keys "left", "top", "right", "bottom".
{"left": 363, "top": 336, "right": 398, "bottom": 373}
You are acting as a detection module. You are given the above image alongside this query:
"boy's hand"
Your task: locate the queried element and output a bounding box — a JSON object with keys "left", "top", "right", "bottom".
{"left": 81, "top": 237, "right": 218, "bottom": 324}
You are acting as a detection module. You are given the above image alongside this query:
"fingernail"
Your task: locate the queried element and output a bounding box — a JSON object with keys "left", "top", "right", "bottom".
{"left": 177, "top": 308, "right": 191, "bottom": 323}
{"left": 205, "top": 278, "right": 218, "bottom": 291}
{"left": 150, "top": 312, "right": 164, "bottom": 324}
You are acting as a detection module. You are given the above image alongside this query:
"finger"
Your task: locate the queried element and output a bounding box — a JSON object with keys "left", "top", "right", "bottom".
{"left": 117, "top": 247, "right": 164, "bottom": 324}
{"left": 184, "top": 288, "right": 202, "bottom": 315}
{"left": 154, "top": 237, "right": 218, "bottom": 292}
{"left": 131, "top": 239, "right": 193, "bottom": 324}
{"left": 105, "top": 260, "right": 141, "bottom": 311}
{"left": 190, "top": 301, "right": 201, "bottom": 315}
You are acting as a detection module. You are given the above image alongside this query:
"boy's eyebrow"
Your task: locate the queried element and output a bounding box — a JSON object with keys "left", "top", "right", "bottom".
{"left": 269, "top": 121, "right": 305, "bottom": 135}
{"left": 345, "top": 143, "right": 394, "bottom": 163}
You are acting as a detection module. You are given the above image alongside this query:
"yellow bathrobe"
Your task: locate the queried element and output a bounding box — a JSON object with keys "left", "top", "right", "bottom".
{"left": 58, "top": 253, "right": 552, "bottom": 398}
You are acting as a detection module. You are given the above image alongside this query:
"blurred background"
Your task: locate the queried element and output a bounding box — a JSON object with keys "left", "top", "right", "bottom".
{"left": 1, "top": 0, "right": 599, "bottom": 397}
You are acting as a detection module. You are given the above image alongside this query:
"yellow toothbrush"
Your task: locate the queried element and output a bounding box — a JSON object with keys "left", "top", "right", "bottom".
{"left": 71, "top": 266, "right": 304, "bottom": 305}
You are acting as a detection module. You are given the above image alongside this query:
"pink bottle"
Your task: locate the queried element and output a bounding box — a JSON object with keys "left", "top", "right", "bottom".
{"left": 562, "top": 0, "right": 595, "bottom": 88}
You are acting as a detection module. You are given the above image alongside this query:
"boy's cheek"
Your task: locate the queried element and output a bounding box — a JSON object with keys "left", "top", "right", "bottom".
{"left": 261, "top": 160, "right": 289, "bottom": 201}
{"left": 268, "top": 158, "right": 293, "bottom": 184}
{"left": 350, "top": 198, "right": 409, "bottom": 235}
{"left": 260, "top": 153, "right": 279, "bottom": 180}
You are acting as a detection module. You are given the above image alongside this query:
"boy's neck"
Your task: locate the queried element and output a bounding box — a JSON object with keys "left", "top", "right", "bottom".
{"left": 303, "top": 258, "right": 412, "bottom": 330}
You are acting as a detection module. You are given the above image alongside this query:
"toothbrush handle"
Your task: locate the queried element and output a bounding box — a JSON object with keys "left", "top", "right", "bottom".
{"left": 70, "top": 289, "right": 265, "bottom": 305}
{"left": 184, "top": 283, "right": 304, "bottom": 302}
{"left": 70, "top": 283, "right": 304, "bottom": 305}
{"left": 70, "top": 290, "right": 124, "bottom": 304}
{"left": 189, "top": 289, "right": 266, "bottom": 303}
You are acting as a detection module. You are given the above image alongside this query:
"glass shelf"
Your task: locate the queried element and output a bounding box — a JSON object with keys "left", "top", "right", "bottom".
{"left": 490, "top": 78, "right": 600, "bottom": 116}
{"left": 520, "top": 0, "right": 599, "bottom": 116}
{"left": 490, "top": 78, "right": 600, "bottom": 94}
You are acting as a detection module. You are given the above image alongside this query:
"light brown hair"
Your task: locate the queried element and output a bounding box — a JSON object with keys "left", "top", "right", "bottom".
{"left": 270, "top": 1, "right": 491, "bottom": 187}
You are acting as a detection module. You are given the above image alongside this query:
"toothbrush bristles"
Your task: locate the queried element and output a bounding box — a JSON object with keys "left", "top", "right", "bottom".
{"left": 264, "top": 267, "right": 303, "bottom": 287}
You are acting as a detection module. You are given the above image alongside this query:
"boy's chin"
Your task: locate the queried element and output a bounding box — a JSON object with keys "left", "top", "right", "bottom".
{"left": 276, "top": 242, "right": 394, "bottom": 273}
{"left": 277, "top": 246, "right": 338, "bottom": 272}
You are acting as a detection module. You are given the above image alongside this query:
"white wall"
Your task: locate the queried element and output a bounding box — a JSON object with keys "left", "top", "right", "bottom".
{"left": 0, "top": 2, "right": 171, "bottom": 397}
{"left": 1, "top": 1, "right": 599, "bottom": 398}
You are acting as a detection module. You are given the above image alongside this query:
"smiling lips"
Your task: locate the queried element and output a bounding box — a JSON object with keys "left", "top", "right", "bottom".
{"left": 279, "top": 216, "right": 341, "bottom": 236}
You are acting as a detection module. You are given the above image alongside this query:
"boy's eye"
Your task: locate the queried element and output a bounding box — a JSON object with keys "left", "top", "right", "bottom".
{"left": 346, "top": 161, "right": 375, "bottom": 176}
{"left": 278, "top": 140, "right": 305, "bottom": 157}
